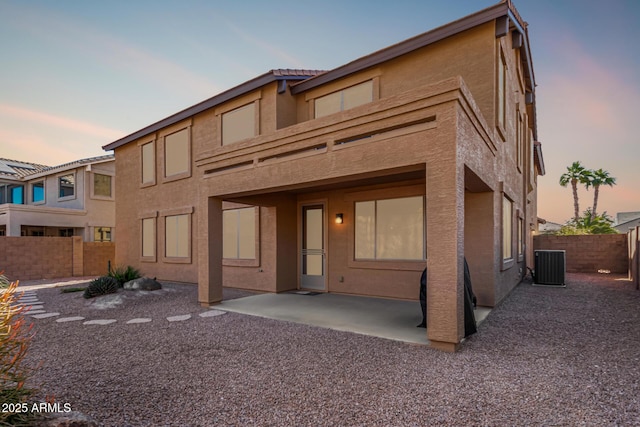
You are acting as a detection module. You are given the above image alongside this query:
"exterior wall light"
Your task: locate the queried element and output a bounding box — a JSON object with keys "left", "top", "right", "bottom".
{"left": 335, "top": 213, "right": 344, "bottom": 224}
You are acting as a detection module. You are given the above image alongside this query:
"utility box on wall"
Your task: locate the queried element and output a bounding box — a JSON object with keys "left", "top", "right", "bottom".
{"left": 534, "top": 250, "right": 566, "bottom": 286}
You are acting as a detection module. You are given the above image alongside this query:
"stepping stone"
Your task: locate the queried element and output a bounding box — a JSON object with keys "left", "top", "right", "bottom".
{"left": 27, "top": 310, "right": 47, "bottom": 315}
{"left": 26, "top": 305, "right": 45, "bottom": 311}
{"left": 18, "top": 298, "right": 40, "bottom": 302}
{"left": 199, "top": 310, "right": 226, "bottom": 318}
{"left": 56, "top": 316, "right": 85, "bottom": 323}
{"left": 83, "top": 319, "right": 117, "bottom": 325}
{"left": 167, "top": 314, "right": 191, "bottom": 322}
{"left": 32, "top": 312, "right": 60, "bottom": 319}
{"left": 126, "top": 318, "right": 152, "bottom": 324}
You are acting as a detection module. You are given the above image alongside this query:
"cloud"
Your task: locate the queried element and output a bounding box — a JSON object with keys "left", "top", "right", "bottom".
{"left": 4, "top": 3, "right": 221, "bottom": 98}
{"left": 226, "top": 22, "right": 307, "bottom": 69}
{"left": 0, "top": 104, "right": 123, "bottom": 140}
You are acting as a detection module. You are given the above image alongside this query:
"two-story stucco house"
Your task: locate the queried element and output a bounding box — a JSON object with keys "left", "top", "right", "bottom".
{"left": 104, "top": 1, "right": 545, "bottom": 351}
{"left": 0, "top": 155, "right": 115, "bottom": 241}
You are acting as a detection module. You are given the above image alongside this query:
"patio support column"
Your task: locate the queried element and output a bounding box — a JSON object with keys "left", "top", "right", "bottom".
{"left": 198, "top": 196, "right": 223, "bottom": 306}
{"left": 426, "top": 157, "right": 465, "bottom": 352}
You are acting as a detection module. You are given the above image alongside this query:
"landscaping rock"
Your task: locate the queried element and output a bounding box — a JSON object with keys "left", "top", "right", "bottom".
{"left": 33, "top": 411, "right": 98, "bottom": 427}
{"left": 123, "top": 277, "right": 162, "bottom": 291}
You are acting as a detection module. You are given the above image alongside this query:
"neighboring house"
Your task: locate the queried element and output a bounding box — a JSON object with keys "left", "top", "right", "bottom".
{"left": 538, "top": 220, "right": 563, "bottom": 234}
{"left": 103, "top": 0, "right": 545, "bottom": 351}
{"left": 615, "top": 211, "right": 640, "bottom": 233}
{"left": 0, "top": 155, "right": 115, "bottom": 241}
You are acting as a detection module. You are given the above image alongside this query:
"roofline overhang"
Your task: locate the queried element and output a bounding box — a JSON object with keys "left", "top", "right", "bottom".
{"left": 103, "top": 71, "right": 318, "bottom": 152}
{"left": 22, "top": 155, "right": 115, "bottom": 180}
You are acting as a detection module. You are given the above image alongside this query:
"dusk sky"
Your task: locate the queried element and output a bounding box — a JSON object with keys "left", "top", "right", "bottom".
{"left": 1, "top": 0, "right": 638, "bottom": 224}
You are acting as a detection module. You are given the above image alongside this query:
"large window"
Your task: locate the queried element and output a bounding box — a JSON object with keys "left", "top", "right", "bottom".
{"left": 165, "top": 214, "right": 189, "bottom": 258}
{"left": 222, "top": 103, "right": 256, "bottom": 145}
{"left": 503, "top": 196, "right": 513, "bottom": 261}
{"left": 58, "top": 174, "right": 75, "bottom": 198}
{"left": 94, "top": 173, "right": 112, "bottom": 198}
{"left": 355, "top": 196, "right": 424, "bottom": 260}
{"left": 141, "top": 142, "right": 155, "bottom": 184}
{"left": 32, "top": 181, "right": 44, "bottom": 203}
{"left": 315, "top": 80, "right": 373, "bottom": 119}
{"left": 0, "top": 184, "right": 25, "bottom": 204}
{"left": 142, "top": 218, "right": 156, "bottom": 259}
{"left": 223, "top": 207, "right": 256, "bottom": 259}
{"left": 164, "top": 129, "right": 190, "bottom": 178}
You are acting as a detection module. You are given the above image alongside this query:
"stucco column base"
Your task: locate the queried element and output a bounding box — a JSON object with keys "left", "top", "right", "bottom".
{"left": 200, "top": 301, "right": 220, "bottom": 308}
{"left": 429, "top": 340, "right": 460, "bottom": 353}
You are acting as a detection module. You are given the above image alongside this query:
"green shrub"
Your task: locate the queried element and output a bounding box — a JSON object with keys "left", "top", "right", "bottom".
{"left": 108, "top": 265, "right": 142, "bottom": 287}
{"left": 83, "top": 276, "right": 119, "bottom": 299}
{"left": 0, "top": 281, "right": 37, "bottom": 426}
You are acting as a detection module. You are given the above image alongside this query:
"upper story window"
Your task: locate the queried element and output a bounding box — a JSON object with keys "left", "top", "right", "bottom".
{"left": 222, "top": 103, "right": 256, "bottom": 145}
{"left": 0, "top": 183, "right": 24, "bottom": 204}
{"left": 315, "top": 80, "right": 373, "bottom": 119}
{"left": 32, "top": 181, "right": 44, "bottom": 203}
{"left": 141, "top": 141, "right": 155, "bottom": 185}
{"left": 93, "top": 173, "right": 112, "bottom": 198}
{"left": 164, "top": 128, "right": 190, "bottom": 178}
{"left": 355, "top": 196, "right": 424, "bottom": 261}
{"left": 58, "top": 174, "right": 75, "bottom": 199}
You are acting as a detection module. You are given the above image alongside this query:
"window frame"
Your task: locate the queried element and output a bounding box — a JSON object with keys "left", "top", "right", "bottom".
{"left": 314, "top": 80, "right": 374, "bottom": 119}
{"left": 94, "top": 226, "right": 112, "bottom": 242}
{"left": 140, "top": 213, "right": 157, "bottom": 262}
{"left": 221, "top": 102, "right": 258, "bottom": 146}
{"left": 140, "top": 140, "right": 156, "bottom": 187}
{"left": 57, "top": 172, "right": 76, "bottom": 201}
{"left": 353, "top": 195, "right": 426, "bottom": 263}
{"left": 162, "top": 125, "right": 192, "bottom": 183}
{"left": 496, "top": 47, "right": 507, "bottom": 140}
{"left": 222, "top": 206, "right": 260, "bottom": 267}
{"left": 160, "top": 207, "right": 193, "bottom": 264}
{"left": 91, "top": 172, "right": 114, "bottom": 200}
{"left": 31, "top": 181, "right": 45, "bottom": 204}
{"left": 502, "top": 194, "right": 514, "bottom": 269}
{"left": 216, "top": 91, "right": 261, "bottom": 147}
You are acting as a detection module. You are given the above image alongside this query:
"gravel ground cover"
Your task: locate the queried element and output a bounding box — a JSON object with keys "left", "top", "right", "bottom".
{"left": 20, "top": 274, "right": 640, "bottom": 426}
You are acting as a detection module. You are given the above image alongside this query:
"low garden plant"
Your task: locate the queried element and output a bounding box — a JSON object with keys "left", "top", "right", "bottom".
{"left": 0, "top": 280, "right": 37, "bottom": 426}
{"left": 83, "top": 276, "right": 119, "bottom": 299}
{"left": 108, "top": 265, "right": 142, "bottom": 287}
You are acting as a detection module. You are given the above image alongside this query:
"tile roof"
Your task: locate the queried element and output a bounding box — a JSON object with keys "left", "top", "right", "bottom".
{"left": 0, "top": 158, "right": 49, "bottom": 179}
{"left": 0, "top": 154, "right": 114, "bottom": 181}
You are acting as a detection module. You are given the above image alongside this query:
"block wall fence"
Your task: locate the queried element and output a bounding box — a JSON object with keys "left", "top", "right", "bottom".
{"left": 0, "top": 236, "right": 114, "bottom": 281}
{"left": 533, "top": 234, "right": 628, "bottom": 274}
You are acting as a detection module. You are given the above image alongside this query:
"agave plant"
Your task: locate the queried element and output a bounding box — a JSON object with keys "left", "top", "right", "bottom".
{"left": 83, "top": 276, "right": 119, "bottom": 299}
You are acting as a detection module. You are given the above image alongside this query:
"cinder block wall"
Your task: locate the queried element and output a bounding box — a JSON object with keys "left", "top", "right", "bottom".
{"left": 533, "top": 234, "right": 628, "bottom": 274}
{"left": 0, "top": 237, "right": 115, "bottom": 281}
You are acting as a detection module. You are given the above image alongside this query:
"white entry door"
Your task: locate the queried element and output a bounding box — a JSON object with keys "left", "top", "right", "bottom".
{"left": 301, "top": 204, "right": 326, "bottom": 291}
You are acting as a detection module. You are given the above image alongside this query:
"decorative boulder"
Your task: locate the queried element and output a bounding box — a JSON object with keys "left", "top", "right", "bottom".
{"left": 123, "top": 277, "right": 162, "bottom": 291}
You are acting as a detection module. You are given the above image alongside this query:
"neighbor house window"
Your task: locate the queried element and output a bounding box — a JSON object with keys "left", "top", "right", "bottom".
{"left": 223, "top": 207, "right": 256, "bottom": 259}
{"left": 94, "top": 227, "right": 112, "bottom": 242}
{"left": 355, "top": 196, "right": 424, "bottom": 260}
{"left": 58, "top": 174, "right": 75, "bottom": 198}
{"left": 141, "top": 218, "right": 156, "bottom": 259}
{"left": 32, "top": 181, "right": 44, "bottom": 203}
{"left": 165, "top": 214, "right": 189, "bottom": 258}
{"left": 141, "top": 141, "right": 155, "bottom": 184}
{"left": 1, "top": 184, "right": 25, "bottom": 204}
{"left": 59, "top": 228, "right": 74, "bottom": 237}
{"left": 315, "top": 80, "right": 373, "bottom": 119}
{"left": 497, "top": 52, "right": 506, "bottom": 131}
{"left": 222, "top": 103, "right": 256, "bottom": 145}
{"left": 503, "top": 196, "right": 513, "bottom": 260}
{"left": 93, "top": 173, "right": 112, "bottom": 198}
{"left": 164, "top": 128, "right": 190, "bottom": 178}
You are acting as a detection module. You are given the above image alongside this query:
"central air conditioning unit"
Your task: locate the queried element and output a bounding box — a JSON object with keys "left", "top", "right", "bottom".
{"left": 534, "top": 250, "right": 566, "bottom": 286}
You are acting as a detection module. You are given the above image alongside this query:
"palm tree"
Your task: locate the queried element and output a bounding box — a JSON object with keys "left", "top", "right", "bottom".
{"left": 590, "top": 168, "right": 616, "bottom": 220}
{"left": 559, "top": 161, "right": 592, "bottom": 223}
